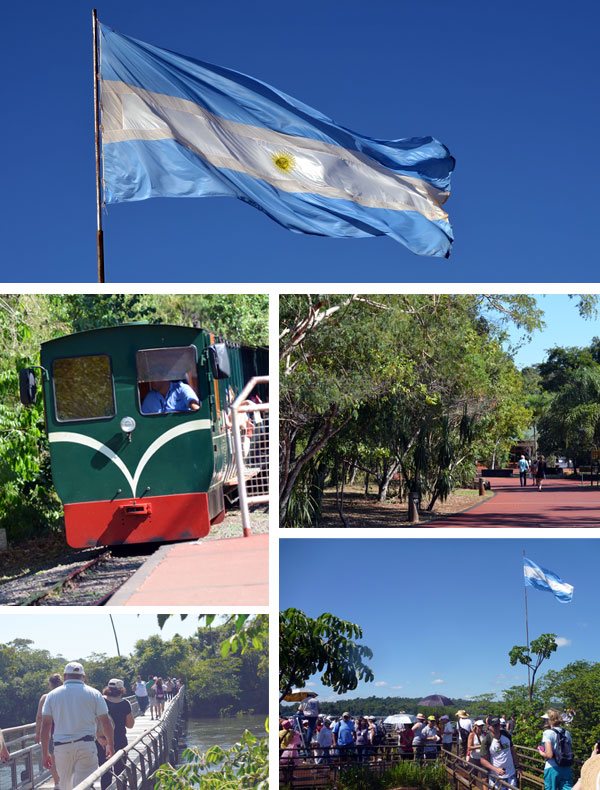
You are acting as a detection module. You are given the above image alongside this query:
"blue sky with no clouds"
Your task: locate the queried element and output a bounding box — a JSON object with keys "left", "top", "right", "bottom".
{"left": 1, "top": 0, "right": 599, "bottom": 282}
{"left": 503, "top": 295, "right": 600, "bottom": 369}
{"left": 280, "top": 539, "right": 597, "bottom": 702}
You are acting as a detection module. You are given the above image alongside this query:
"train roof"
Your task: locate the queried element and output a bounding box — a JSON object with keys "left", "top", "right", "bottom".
{"left": 40, "top": 323, "right": 229, "bottom": 349}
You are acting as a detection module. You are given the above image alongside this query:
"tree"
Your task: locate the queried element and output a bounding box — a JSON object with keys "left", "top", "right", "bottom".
{"left": 279, "top": 609, "right": 374, "bottom": 701}
{"left": 508, "top": 633, "right": 558, "bottom": 701}
{"left": 279, "top": 294, "right": 543, "bottom": 524}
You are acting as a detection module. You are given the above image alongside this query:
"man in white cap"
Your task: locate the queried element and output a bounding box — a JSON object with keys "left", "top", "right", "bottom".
{"left": 40, "top": 661, "right": 115, "bottom": 790}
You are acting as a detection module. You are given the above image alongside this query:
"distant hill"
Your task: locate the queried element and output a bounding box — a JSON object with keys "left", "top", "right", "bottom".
{"left": 280, "top": 695, "right": 476, "bottom": 718}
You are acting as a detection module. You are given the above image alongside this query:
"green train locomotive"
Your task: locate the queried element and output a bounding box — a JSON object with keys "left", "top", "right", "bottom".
{"left": 19, "top": 323, "right": 267, "bottom": 548}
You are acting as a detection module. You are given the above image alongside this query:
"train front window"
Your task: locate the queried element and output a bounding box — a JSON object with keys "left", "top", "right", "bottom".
{"left": 136, "top": 346, "right": 199, "bottom": 415}
{"left": 53, "top": 355, "right": 115, "bottom": 422}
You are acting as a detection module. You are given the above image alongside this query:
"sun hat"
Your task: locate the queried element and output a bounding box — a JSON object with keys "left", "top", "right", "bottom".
{"left": 108, "top": 678, "right": 125, "bottom": 690}
{"left": 456, "top": 710, "right": 469, "bottom": 717}
{"left": 64, "top": 661, "right": 84, "bottom": 675}
{"left": 475, "top": 720, "right": 485, "bottom": 726}
{"left": 416, "top": 713, "right": 426, "bottom": 720}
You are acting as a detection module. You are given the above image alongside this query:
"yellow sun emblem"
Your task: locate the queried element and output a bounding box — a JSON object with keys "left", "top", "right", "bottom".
{"left": 272, "top": 151, "right": 296, "bottom": 173}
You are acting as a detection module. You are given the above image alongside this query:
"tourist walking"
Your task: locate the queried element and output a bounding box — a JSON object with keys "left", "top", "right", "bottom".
{"left": 35, "top": 673, "right": 63, "bottom": 789}
{"left": 333, "top": 712, "right": 356, "bottom": 761}
{"left": 440, "top": 714, "right": 454, "bottom": 754}
{"left": 536, "top": 455, "right": 548, "bottom": 491}
{"left": 518, "top": 455, "right": 530, "bottom": 486}
{"left": 355, "top": 717, "right": 371, "bottom": 763}
{"left": 457, "top": 710, "right": 473, "bottom": 758}
{"left": 422, "top": 716, "right": 441, "bottom": 760}
{"left": 479, "top": 716, "right": 520, "bottom": 787}
{"left": 96, "top": 679, "right": 135, "bottom": 790}
{"left": 153, "top": 678, "right": 166, "bottom": 717}
{"left": 316, "top": 718, "right": 333, "bottom": 764}
{"left": 146, "top": 676, "right": 158, "bottom": 720}
{"left": 0, "top": 728, "right": 9, "bottom": 763}
{"left": 134, "top": 676, "right": 148, "bottom": 714}
{"left": 412, "top": 713, "right": 427, "bottom": 762}
{"left": 298, "top": 694, "right": 319, "bottom": 748}
{"left": 541, "top": 708, "right": 573, "bottom": 790}
{"left": 40, "top": 662, "right": 114, "bottom": 790}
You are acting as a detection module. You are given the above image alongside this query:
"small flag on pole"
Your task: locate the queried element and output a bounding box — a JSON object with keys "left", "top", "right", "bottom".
{"left": 98, "top": 23, "right": 455, "bottom": 258}
{"left": 523, "top": 557, "right": 574, "bottom": 603}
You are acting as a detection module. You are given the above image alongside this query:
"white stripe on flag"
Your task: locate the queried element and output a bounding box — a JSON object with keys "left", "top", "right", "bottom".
{"left": 101, "top": 80, "right": 450, "bottom": 222}
{"left": 523, "top": 564, "right": 574, "bottom": 597}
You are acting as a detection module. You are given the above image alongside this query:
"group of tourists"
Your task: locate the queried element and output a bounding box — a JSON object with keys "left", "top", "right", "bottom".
{"left": 279, "top": 703, "right": 598, "bottom": 790}
{"left": 1, "top": 663, "right": 180, "bottom": 790}
{"left": 133, "top": 675, "right": 181, "bottom": 720}
{"left": 518, "top": 454, "right": 548, "bottom": 490}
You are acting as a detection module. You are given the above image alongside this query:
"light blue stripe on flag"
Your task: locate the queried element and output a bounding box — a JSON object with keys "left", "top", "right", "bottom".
{"left": 99, "top": 24, "right": 455, "bottom": 257}
{"left": 523, "top": 557, "right": 574, "bottom": 603}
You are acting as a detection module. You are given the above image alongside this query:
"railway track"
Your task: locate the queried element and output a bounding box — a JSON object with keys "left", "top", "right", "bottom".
{"left": 0, "top": 548, "right": 153, "bottom": 606}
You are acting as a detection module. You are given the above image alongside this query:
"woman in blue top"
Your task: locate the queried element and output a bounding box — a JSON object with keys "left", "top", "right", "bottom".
{"left": 541, "top": 709, "right": 573, "bottom": 790}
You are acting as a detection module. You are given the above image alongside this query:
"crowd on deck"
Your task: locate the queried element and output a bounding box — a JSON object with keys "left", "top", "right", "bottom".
{"left": 0, "top": 663, "right": 182, "bottom": 790}
{"left": 279, "top": 701, "right": 600, "bottom": 790}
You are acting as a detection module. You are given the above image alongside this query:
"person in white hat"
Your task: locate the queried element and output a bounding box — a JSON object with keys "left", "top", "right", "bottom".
{"left": 96, "top": 679, "right": 135, "bottom": 789}
{"left": 40, "top": 662, "right": 115, "bottom": 790}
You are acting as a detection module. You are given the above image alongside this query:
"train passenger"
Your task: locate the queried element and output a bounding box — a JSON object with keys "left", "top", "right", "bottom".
{"left": 141, "top": 380, "right": 200, "bottom": 414}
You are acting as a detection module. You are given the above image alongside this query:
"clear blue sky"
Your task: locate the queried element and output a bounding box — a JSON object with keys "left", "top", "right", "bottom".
{"left": 2, "top": 0, "right": 599, "bottom": 282}
{"left": 503, "top": 295, "right": 600, "bottom": 368}
{"left": 280, "top": 539, "right": 596, "bottom": 702}
{"left": 0, "top": 614, "right": 210, "bottom": 659}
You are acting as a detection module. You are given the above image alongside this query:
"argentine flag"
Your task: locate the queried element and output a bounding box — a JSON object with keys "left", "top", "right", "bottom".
{"left": 99, "top": 24, "right": 455, "bottom": 258}
{"left": 523, "top": 557, "right": 574, "bottom": 603}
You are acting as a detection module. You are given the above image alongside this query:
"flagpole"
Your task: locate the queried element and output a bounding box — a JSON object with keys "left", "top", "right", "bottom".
{"left": 92, "top": 8, "right": 105, "bottom": 283}
{"left": 523, "top": 549, "right": 532, "bottom": 694}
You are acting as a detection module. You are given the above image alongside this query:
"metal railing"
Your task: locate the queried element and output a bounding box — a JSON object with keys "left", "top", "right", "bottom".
{"left": 231, "top": 376, "right": 270, "bottom": 536}
{"left": 279, "top": 743, "right": 551, "bottom": 789}
{"left": 73, "top": 688, "right": 185, "bottom": 790}
{"left": 0, "top": 693, "right": 176, "bottom": 790}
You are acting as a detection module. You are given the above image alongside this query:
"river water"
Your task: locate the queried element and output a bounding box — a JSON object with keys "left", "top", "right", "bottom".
{"left": 181, "top": 713, "right": 266, "bottom": 753}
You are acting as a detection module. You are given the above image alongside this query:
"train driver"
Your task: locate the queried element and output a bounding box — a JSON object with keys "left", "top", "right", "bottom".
{"left": 141, "top": 380, "right": 201, "bottom": 414}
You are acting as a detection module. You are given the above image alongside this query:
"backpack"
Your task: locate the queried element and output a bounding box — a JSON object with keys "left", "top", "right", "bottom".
{"left": 552, "top": 727, "right": 573, "bottom": 767}
{"left": 373, "top": 722, "right": 386, "bottom": 746}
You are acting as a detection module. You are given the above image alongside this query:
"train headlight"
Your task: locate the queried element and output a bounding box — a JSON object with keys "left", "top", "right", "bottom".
{"left": 120, "top": 416, "right": 137, "bottom": 441}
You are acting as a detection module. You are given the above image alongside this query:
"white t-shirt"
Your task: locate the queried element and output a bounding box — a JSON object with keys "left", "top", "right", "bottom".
{"left": 488, "top": 735, "right": 516, "bottom": 776}
{"left": 301, "top": 698, "right": 319, "bottom": 717}
{"left": 542, "top": 727, "right": 572, "bottom": 771}
{"left": 458, "top": 717, "right": 473, "bottom": 733}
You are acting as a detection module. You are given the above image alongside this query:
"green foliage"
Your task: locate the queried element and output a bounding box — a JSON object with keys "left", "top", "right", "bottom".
{"left": 0, "top": 621, "right": 267, "bottom": 726}
{"left": 509, "top": 633, "right": 558, "bottom": 701}
{"left": 280, "top": 294, "right": 539, "bottom": 522}
{"left": 284, "top": 760, "right": 450, "bottom": 790}
{"left": 0, "top": 294, "right": 267, "bottom": 542}
{"left": 279, "top": 609, "right": 374, "bottom": 700}
{"left": 154, "top": 725, "right": 269, "bottom": 789}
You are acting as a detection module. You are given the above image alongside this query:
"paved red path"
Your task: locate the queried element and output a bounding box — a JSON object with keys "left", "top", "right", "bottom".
{"left": 109, "top": 534, "right": 268, "bottom": 605}
{"left": 430, "top": 476, "right": 600, "bottom": 528}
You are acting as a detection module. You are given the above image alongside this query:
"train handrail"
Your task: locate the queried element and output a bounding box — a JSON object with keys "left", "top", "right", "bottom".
{"left": 231, "top": 375, "right": 270, "bottom": 535}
